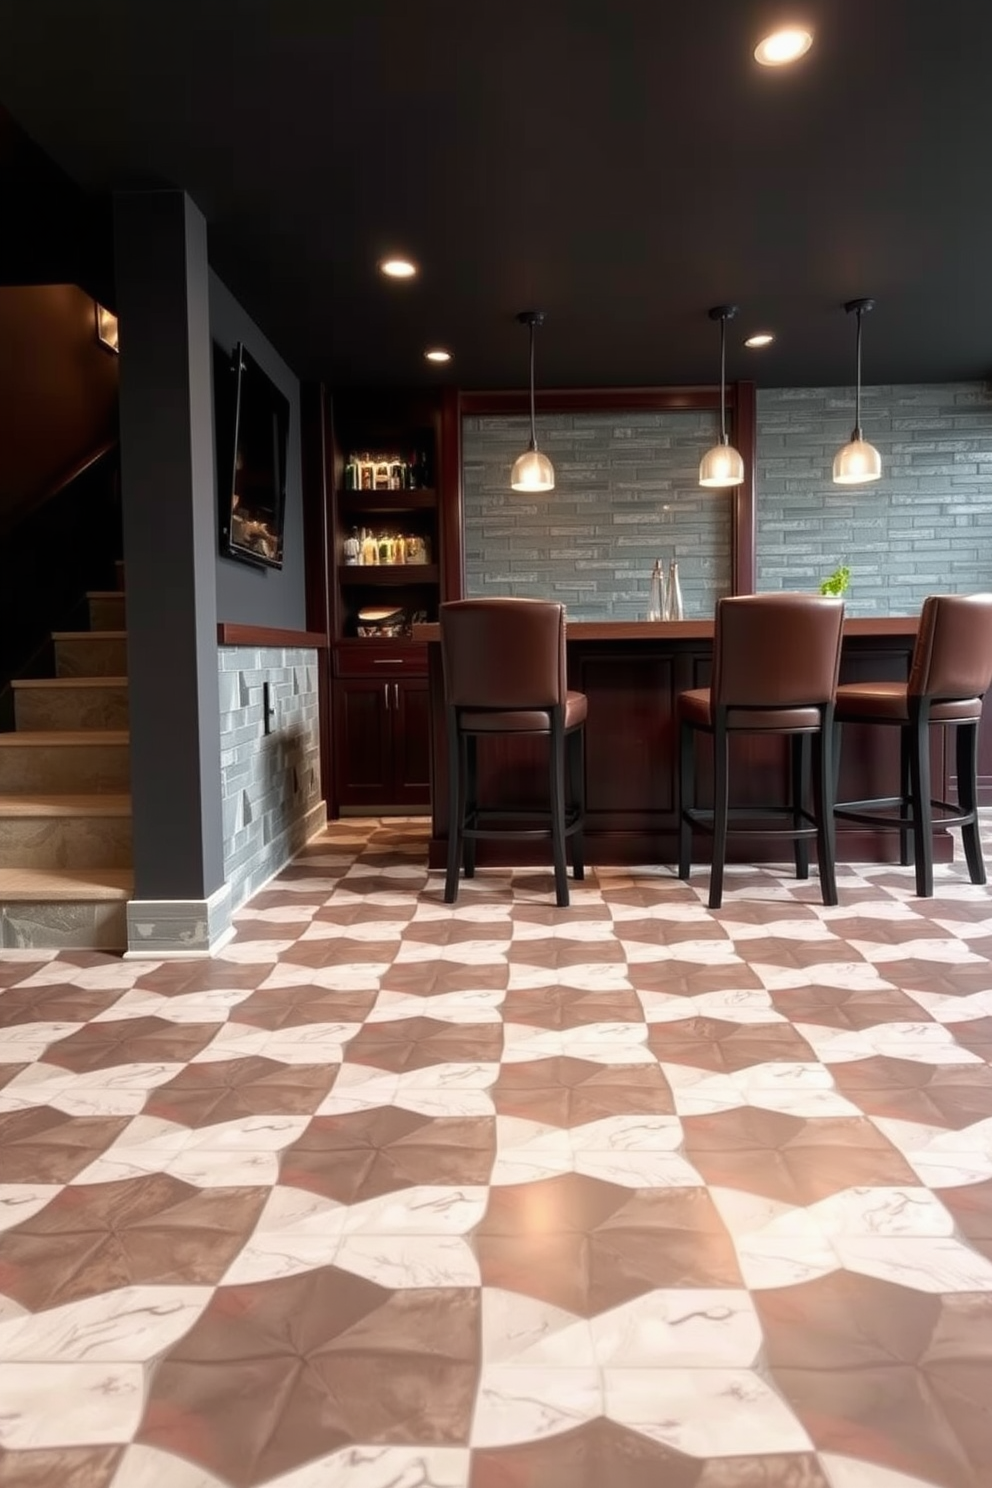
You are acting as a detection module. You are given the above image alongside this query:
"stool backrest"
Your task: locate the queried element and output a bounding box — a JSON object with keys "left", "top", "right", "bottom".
{"left": 909, "top": 593, "right": 992, "bottom": 701}
{"left": 713, "top": 593, "right": 845, "bottom": 708}
{"left": 440, "top": 598, "right": 567, "bottom": 709}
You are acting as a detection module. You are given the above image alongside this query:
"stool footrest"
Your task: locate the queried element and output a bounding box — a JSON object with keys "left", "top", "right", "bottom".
{"left": 835, "top": 796, "right": 975, "bottom": 830}
{"left": 685, "top": 805, "right": 820, "bottom": 840}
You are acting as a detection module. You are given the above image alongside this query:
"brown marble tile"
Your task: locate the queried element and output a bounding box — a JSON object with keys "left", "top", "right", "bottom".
{"left": 935, "top": 1179, "right": 992, "bottom": 1261}
{"left": 728, "top": 938, "right": 855, "bottom": 969}
{"left": 826, "top": 915, "right": 955, "bottom": 944}
{"left": 681, "top": 1109, "right": 918, "bottom": 1205}
{"left": 870, "top": 962, "right": 992, "bottom": 1000}
{"left": 144, "top": 1056, "right": 338, "bottom": 1126}
{"left": 0, "top": 1109, "right": 130, "bottom": 1183}
{"left": 280, "top": 1109, "right": 495, "bottom": 1201}
{"left": 615, "top": 917, "right": 732, "bottom": 946}
{"left": 281, "top": 938, "right": 400, "bottom": 968}
{"left": 505, "top": 939, "right": 625, "bottom": 969}
{"left": 599, "top": 883, "right": 696, "bottom": 907}
{"left": 404, "top": 919, "right": 512, "bottom": 947}
{"left": 0, "top": 983, "right": 125, "bottom": 1026}
{"left": 0, "top": 1174, "right": 267, "bottom": 1309}
{"left": 345, "top": 1016, "right": 503, "bottom": 1072}
{"left": 475, "top": 1175, "right": 741, "bottom": 1314}
{"left": 229, "top": 915, "right": 315, "bottom": 941}
{"left": 513, "top": 903, "right": 613, "bottom": 927}
{"left": 379, "top": 961, "right": 510, "bottom": 996}
{"left": 626, "top": 961, "right": 765, "bottom": 997}
{"left": 139, "top": 1269, "right": 479, "bottom": 1483}
{"left": 312, "top": 901, "right": 420, "bottom": 926}
{"left": 131, "top": 959, "right": 272, "bottom": 994}
{"left": 715, "top": 900, "right": 822, "bottom": 925}
{"left": 501, "top": 986, "right": 645, "bottom": 1030}
{"left": 0, "top": 1447, "right": 124, "bottom": 1487}
{"left": 831, "top": 1057, "right": 992, "bottom": 1129}
{"left": 757, "top": 1274, "right": 992, "bottom": 1488}
{"left": 647, "top": 1018, "right": 815, "bottom": 1072}
{"left": 766, "top": 986, "right": 925, "bottom": 1030}
{"left": 0, "top": 959, "right": 53, "bottom": 990}
{"left": 43, "top": 1015, "right": 222, "bottom": 1072}
{"left": 944, "top": 1016, "right": 992, "bottom": 1059}
{"left": 493, "top": 1057, "right": 675, "bottom": 1124}
{"left": 232, "top": 985, "right": 378, "bottom": 1030}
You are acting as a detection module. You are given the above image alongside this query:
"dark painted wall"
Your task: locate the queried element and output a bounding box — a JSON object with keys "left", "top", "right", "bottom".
{"left": 209, "top": 271, "right": 306, "bottom": 629}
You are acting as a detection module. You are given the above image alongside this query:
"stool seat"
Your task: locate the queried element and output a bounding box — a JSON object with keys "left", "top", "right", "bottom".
{"left": 461, "top": 690, "right": 588, "bottom": 734}
{"left": 441, "top": 597, "right": 586, "bottom": 907}
{"left": 678, "top": 689, "right": 823, "bottom": 733}
{"left": 834, "top": 680, "right": 982, "bottom": 724}
{"left": 678, "top": 593, "right": 845, "bottom": 910}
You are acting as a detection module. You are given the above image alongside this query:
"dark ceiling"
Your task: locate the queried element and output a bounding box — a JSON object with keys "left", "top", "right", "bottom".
{"left": 1, "top": 0, "right": 991, "bottom": 390}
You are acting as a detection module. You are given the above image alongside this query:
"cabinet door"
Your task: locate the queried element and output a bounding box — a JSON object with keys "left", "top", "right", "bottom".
{"left": 334, "top": 678, "right": 393, "bottom": 809}
{"left": 392, "top": 676, "right": 431, "bottom": 806}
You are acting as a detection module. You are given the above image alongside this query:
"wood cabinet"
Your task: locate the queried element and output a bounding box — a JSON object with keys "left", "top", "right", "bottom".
{"left": 333, "top": 667, "right": 431, "bottom": 810}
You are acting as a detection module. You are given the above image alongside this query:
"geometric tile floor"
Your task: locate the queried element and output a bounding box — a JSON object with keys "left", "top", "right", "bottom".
{"left": 2, "top": 817, "right": 992, "bottom": 1487}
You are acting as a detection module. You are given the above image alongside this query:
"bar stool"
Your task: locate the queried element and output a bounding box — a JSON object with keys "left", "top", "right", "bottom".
{"left": 440, "top": 598, "right": 587, "bottom": 907}
{"left": 834, "top": 592, "right": 992, "bottom": 896}
{"left": 678, "top": 593, "right": 845, "bottom": 910}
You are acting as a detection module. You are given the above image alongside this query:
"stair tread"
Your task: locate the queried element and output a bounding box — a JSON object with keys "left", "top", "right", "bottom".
{"left": 0, "top": 794, "right": 132, "bottom": 818}
{"left": 12, "top": 677, "right": 128, "bottom": 690}
{"left": 51, "top": 631, "right": 127, "bottom": 640}
{"left": 0, "top": 867, "right": 132, "bottom": 901}
{"left": 0, "top": 731, "right": 130, "bottom": 747}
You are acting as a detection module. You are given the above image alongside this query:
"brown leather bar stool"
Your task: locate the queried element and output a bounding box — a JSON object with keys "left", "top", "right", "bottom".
{"left": 440, "top": 598, "right": 587, "bottom": 907}
{"left": 834, "top": 592, "right": 992, "bottom": 897}
{"left": 678, "top": 593, "right": 845, "bottom": 910}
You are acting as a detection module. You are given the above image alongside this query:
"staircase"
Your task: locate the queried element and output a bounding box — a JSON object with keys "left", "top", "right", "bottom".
{"left": 0, "top": 574, "right": 132, "bottom": 949}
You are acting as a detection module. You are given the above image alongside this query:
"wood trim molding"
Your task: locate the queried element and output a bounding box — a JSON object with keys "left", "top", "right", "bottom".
{"left": 217, "top": 624, "right": 328, "bottom": 648}
{"left": 731, "top": 379, "right": 757, "bottom": 594}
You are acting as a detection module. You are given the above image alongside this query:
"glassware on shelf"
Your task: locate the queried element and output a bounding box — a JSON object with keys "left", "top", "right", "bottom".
{"left": 343, "top": 527, "right": 361, "bottom": 565}
{"left": 647, "top": 559, "right": 667, "bottom": 621}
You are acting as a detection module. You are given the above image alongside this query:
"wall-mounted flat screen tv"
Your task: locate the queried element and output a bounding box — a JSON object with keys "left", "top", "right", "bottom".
{"left": 216, "top": 341, "right": 290, "bottom": 570}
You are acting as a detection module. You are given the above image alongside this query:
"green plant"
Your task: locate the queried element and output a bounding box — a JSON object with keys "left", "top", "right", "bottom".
{"left": 819, "top": 564, "right": 851, "bottom": 596}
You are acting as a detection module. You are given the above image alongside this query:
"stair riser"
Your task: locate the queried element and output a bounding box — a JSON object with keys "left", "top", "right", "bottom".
{"left": 14, "top": 686, "right": 129, "bottom": 732}
{"left": 0, "top": 746, "right": 130, "bottom": 793}
{"left": 88, "top": 596, "right": 126, "bottom": 631}
{"left": 0, "top": 900, "right": 127, "bottom": 951}
{"left": 55, "top": 638, "right": 128, "bottom": 677}
{"left": 0, "top": 816, "right": 132, "bottom": 870}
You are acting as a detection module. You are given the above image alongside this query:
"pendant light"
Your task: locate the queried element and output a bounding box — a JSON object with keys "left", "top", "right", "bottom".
{"left": 699, "top": 305, "right": 745, "bottom": 488}
{"left": 510, "top": 310, "right": 555, "bottom": 493}
{"left": 833, "top": 298, "right": 881, "bottom": 485}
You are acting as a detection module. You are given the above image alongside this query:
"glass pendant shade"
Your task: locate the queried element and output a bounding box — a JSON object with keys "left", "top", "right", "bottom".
{"left": 699, "top": 305, "right": 744, "bottom": 490}
{"left": 511, "top": 446, "right": 555, "bottom": 492}
{"left": 833, "top": 298, "right": 881, "bottom": 486}
{"left": 699, "top": 440, "right": 745, "bottom": 488}
{"left": 511, "top": 310, "right": 555, "bottom": 494}
{"left": 832, "top": 437, "right": 881, "bottom": 485}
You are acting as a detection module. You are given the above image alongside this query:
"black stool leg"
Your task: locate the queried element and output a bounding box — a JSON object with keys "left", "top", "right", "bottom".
{"left": 678, "top": 720, "right": 695, "bottom": 881}
{"left": 444, "top": 711, "right": 464, "bottom": 904}
{"left": 814, "top": 716, "right": 839, "bottom": 906}
{"left": 958, "top": 720, "right": 986, "bottom": 885}
{"left": 709, "top": 714, "right": 729, "bottom": 910}
{"left": 568, "top": 724, "right": 586, "bottom": 881}
{"left": 792, "top": 733, "right": 810, "bottom": 880}
{"left": 550, "top": 710, "right": 569, "bottom": 907}
{"left": 463, "top": 735, "right": 478, "bottom": 878}
{"left": 899, "top": 727, "right": 913, "bottom": 866}
{"left": 908, "top": 702, "right": 934, "bottom": 897}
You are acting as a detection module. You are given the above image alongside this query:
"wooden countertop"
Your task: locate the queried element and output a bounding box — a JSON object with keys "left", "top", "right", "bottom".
{"left": 413, "top": 616, "right": 918, "bottom": 644}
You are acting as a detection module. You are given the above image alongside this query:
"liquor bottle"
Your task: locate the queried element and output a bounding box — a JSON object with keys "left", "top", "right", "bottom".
{"left": 648, "top": 559, "right": 665, "bottom": 621}
{"left": 666, "top": 560, "right": 684, "bottom": 620}
{"left": 407, "top": 450, "right": 421, "bottom": 489}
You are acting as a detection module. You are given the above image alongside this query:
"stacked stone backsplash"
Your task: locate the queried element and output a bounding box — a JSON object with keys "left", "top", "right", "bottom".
{"left": 462, "top": 409, "right": 731, "bottom": 619}
{"left": 757, "top": 382, "right": 992, "bottom": 613}
{"left": 218, "top": 646, "right": 323, "bottom": 911}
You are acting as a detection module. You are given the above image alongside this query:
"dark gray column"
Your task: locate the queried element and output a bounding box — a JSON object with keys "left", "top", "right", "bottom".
{"left": 114, "top": 190, "right": 228, "bottom": 952}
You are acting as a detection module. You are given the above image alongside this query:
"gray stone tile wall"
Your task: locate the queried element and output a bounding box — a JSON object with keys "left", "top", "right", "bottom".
{"left": 462, "top": 410, "right": 731, "bottom": 619}
{"left": 218, "top": 646, "right": 322, "bottom": 910}
{"left": 756, "top": 383, "right": 992, "bottom": 614}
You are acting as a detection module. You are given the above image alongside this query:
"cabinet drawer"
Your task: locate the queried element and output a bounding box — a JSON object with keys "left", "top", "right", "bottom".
{"left": 334, "top": 642, "right": 427, "bottom": 677}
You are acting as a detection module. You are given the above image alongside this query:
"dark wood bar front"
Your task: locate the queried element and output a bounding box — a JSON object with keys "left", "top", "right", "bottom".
{"left": 416, "top": 617, "right": 990, "bottom": 871}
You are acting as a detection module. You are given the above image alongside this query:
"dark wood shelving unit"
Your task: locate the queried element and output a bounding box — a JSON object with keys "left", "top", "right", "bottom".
{"left": 338, "top": 564, "right": 439, "bottom": 587}
{"left": 338, "top": 489, "right": 437, "bottom": 514}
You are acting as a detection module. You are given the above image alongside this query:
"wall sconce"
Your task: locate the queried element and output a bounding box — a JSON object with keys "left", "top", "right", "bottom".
{"left": 95, "top": 303, "right": 120, "bottom": 354}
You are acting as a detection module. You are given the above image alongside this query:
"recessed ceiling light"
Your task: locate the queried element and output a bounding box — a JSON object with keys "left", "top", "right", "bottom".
{"left": 378, "top": 257, "right": 417, "bottom": 279}
{"left": 424, "top": 348, "right": 452, "bottom": 363}
{"left": 744, "top": 332, "right": 775, "bottom": 348}
{"left": 754, "top": 28, "right": 813, "bottom": 66}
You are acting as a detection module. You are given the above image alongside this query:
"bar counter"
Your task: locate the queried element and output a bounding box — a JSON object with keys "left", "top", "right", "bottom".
{"left": 414, "top": 617, "right": 984, "bottom": 870}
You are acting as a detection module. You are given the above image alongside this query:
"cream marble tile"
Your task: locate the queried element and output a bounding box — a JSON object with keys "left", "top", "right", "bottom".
{"left": 8, "top": 960, "right": 144, "bottom": 991}
{"left": 505, "top": 963, "right": 633, "bottom": 992}
{"left": 709, "top": 1187, "right": 839, "bottom": 1289}
{"left": 809, "top": 1186, "right": 957, "bottom": 1239}
{"left": 853, "top": 936, "right": 988, "bottom": 964}
{"left": 834, "top": 1234, "right": 992, "bottom": 1292}
{"left": 0, "top": 1021, "right": 83, "bottom": 1061}
{"left": 367, "top": 990, "right": 505, "bottom": 1022}
{"left": 111, "top": 1443, "right": 229, "bottom": 1487}
{"left": 0, "top": 1061, "right": 182, "bottom": 1116}
{"left": 753, "top": 962, "right": 893, "bottom": 993}
{"left": 508, "top": 919, "right": 620, "bottom": 943}
{"left": 568, "top": 1114, "right": 684, "bottom": 1151}
{"left": 393, "top": 940, "right": 510, "bottom": 965}
{"left": 0, "top": 1183, "right": 61, "bottom": 1232}
{"left": 471, "top": 1366, "right": 601, "bottom": 1447}
{"left": 412, "top": 901, "right": 512, "bottom": 926}
{"left": 871, "top": 1116, "right": 992, "bottom": 1187}
{"left": 92, "top": 987, "right": 254, "bottom": 1022}
{"left": 214, "top": 938, "right": 296, "bottom": 963}
{"left": 480, "top": 1289, "right": 594, "bottom": 1367}
{"left": 220, "top": 1187, "right": 344, "bottom": 1284}
{"left": 331, "top": 1233, "right": 481, "bottom": 1288}
{"left": 0, "top": 1284, "right": 212, "bottom": 1361}
{"left": 592, "top": 1289, "right": 761, "bottom": 1367}
{"left": 263, "top": 1447, "right": 473, "bottom": 1488}
{"left": 638, "top": 987, "right": 782, "bottom": 1023}
{"left": 604, "top": 1366, "right": 812, "bottom": 1456}
{"left": 621, "top": 939, "right": 744, "bottom": 965}
{"left": 501, "top": 1023, "right": 650, "bottom": 1062}
{"left": 335, "top": 1184, "right": 490, "bottom": 1237}
{"left": 794, "top": 1021, "right": 983, "bottom": 1066}
{"left": 901, "top": 986, "right": 992, "bottom": 1023}
{"left": 296, "top": 918, "right": 411, "bottom": 942}
{"left": 0, "top": 1361, "right": 145, "bottom": 1447}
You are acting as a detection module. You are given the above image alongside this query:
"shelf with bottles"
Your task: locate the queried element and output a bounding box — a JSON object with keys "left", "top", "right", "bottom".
{"left": 339, "top": 519, "right": 434, "bottom": 569}
{"left": 342, "top": 446, "right": 434, "bottom": 496}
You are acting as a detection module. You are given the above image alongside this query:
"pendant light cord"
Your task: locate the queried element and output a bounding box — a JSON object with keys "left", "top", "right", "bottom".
{"left": 853, "top": 306, "right": 863, "bottom": 439}
{"left": 719, "top": 313, "right": 728, "bottom": 445}
{"left": 528, "top": 320, "right": 538, "bottom": 452}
